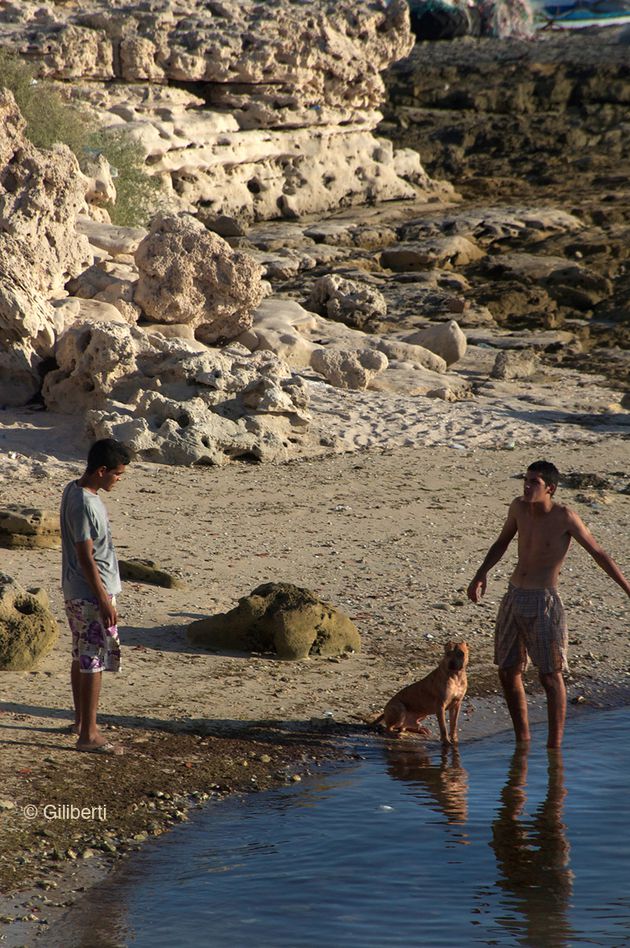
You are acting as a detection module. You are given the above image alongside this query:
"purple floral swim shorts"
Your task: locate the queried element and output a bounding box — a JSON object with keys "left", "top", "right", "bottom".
{"left": 65, "top": 597, "right": 121, "bottom": 674}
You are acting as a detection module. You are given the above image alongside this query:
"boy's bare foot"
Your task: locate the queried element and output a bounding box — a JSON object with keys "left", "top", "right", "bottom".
{"left": 76, "top": 729, "right": 124, "bottom": 754}
{"left": 76, "top": 738, "right": 124, "bottom": 755}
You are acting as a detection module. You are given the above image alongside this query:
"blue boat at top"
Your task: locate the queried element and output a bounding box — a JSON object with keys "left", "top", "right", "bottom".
{"left": 532, "top": 0, "right": 630, "bottom": 25}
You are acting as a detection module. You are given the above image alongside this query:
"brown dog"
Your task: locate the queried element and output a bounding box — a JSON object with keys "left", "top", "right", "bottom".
{"left": 375, "top": 641, "right": 469, "bottom": 744}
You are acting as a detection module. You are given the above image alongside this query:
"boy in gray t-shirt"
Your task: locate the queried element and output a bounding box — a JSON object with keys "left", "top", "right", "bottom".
{"left": 60, "top": 439, "right": 131, "bottom": 754}
{"left": 61, "top": 481, "right": 121, "bottom": 602}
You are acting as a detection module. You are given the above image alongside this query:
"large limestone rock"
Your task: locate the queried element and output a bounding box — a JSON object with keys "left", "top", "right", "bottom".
{"left": 43, "top": 321, "right": 138, "bottom": 412}
{"left": 7, "top": 1, "right": 412, "bottom": 99}
{"left": 134, "top": 214, "right": 265, "bottom": 343}
{"left": 0, "top": 90, "right": 93, "bottom": 401}
{"left": 0, "top": 574, "right": 59, "bottom": 671}
{"left": 0, "top": 272, "right": 57, "bottom": 364}
{"left": 187, "top": 582, "right": 361, "bottom": 660}
{"left": 84, "top": 376, "right": 311, "bottom": 466}
{"left": 44, "top": 318, "right": 313, "bottom": 464}
{"left": 0, "top": 92, "right": 92, "bottom": 298}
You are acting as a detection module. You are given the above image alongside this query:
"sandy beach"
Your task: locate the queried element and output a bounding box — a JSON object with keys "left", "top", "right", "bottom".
{"left": 0, "top": 7, "right": 628, "bottom": 942}
{"left": 1, "top": 418, "right": 629, "bottom": 940}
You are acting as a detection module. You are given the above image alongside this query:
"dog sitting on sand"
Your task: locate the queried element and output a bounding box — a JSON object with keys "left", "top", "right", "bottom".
{"left": 374, "top": 641, "right": 469, "bottom": 744}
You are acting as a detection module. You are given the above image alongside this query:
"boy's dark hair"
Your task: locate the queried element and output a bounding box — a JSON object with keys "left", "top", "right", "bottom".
{"left": 527, "top": 460, "right": 559, "bottom": 489}
{"left": 86, "top": 439, "right": 131, "bottom": 473}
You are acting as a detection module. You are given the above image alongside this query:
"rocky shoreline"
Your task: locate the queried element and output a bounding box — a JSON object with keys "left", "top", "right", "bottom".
{"left": 3, "top": 686, "right": 630, "bottom": 945}
{"left": 0, "top": 6, "right": 629, "bottom": 943}
{"left": 380, "top": 27, "right": 630, "bottom": 386}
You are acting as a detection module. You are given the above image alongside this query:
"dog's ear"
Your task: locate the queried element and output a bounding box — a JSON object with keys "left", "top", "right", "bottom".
{"left": 444, "top": 640, "right": 455, "bottom": 652}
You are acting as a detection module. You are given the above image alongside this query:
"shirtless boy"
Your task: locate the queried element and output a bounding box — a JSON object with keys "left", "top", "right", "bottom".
{"left": 467, "top": 460, "right": 630, "bottom": 748}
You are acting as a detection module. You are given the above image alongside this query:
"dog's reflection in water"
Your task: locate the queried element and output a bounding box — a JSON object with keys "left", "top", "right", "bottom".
{"left": 383, "top": 742, "right": 469, "bottom": 825}
{"left": 490, "top": 746, "right": 574, "bottom": 947}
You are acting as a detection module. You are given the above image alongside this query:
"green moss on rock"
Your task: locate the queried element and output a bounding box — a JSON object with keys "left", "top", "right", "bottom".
{"left": 0, "top": 575, "right": 59, "bottom": 671}
{"left": 187, "top": 582, "right": 361, "bottom": 660}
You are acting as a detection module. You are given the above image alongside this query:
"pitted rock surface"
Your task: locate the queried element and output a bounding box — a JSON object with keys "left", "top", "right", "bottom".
{"left": 0, "top": 574, "right": 59, "bottom": 671}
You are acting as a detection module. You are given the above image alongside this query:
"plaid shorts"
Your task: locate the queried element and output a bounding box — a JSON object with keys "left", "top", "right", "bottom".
{"left": 66, "top": 597, "right": 121, "bottom": 674}
{"left": 494, "top": 584, "right": 568, "bottom": 675}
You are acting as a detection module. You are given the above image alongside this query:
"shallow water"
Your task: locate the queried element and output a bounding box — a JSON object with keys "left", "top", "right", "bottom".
{"left": 56, "top": 709, "right": 630, "bottom": 948}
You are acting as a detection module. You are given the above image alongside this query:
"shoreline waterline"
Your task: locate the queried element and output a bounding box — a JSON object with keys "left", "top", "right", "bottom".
{"left": 3, "top": 677, "right": 630, "bottom": 947}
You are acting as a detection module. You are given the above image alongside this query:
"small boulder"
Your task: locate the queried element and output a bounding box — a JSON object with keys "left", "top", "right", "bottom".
{"left": 310, "top": 347, "right": 388, "bottom": 390}
{"left": 0, "top": 574, "right": 58, "bottom": 670}
{"left": 491, "top": 348, "right": 539, "bottom": 380}
{"left": 187, "top": 582, "right": 361, "bottom": 661}
{"left": 401, "top": 320, "right": 467, "bottom": 367}
{"left": 118, "top": 559, "right": 185, "bottom": 589}
{"left": 307, "top": 274, "right": 387, "bottom": 330}
{"left": 0, "top": 506, "right": 60, "bottom": 550}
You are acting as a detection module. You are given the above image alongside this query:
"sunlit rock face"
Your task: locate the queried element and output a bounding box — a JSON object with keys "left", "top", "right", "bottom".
{"left": 1, "top": 0, "right": 440, "bottom": 221}
{"left": 0, "top": 89, "right": 93, "bottom": 404}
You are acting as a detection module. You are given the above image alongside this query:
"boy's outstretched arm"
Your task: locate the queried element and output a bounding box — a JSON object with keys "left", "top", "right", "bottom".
{"left": 467, "top": 501, "right": 518, "bottom": 603}
{"left": 568, "top": 511, "right": 630, "bottom": 597}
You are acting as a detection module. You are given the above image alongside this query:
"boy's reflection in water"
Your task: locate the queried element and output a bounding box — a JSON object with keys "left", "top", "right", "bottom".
{"left": 491, "top": 746, "right": 575, "bottom": 948}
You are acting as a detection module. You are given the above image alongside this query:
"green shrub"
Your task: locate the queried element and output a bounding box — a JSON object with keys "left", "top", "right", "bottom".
{"left": 0, "top": 50, "right": 92, "bottom": 155}
{"left": 0, "top": 49, "right": 159, "bottom": 226}
{"left": 89, "top": 128, "right": 161, "bottom": 227}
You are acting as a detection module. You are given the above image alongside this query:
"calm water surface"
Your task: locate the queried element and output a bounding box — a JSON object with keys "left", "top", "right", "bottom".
{"left": 57, "top": 708, "right": 630, "bottom": 948}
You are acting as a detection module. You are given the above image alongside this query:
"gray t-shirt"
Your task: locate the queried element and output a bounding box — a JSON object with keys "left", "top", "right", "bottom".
{"left": 60, "top": 480, "right": 121, "bottom": 600}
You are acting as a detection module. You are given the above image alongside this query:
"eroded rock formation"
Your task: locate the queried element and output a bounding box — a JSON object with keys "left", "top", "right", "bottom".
{"left": 43, "top": 324, "right": 314, "bottom": 465}
{"left": 0, "top": 506, "right": 60, "bottom": 550}
{"left": 0, "top": 90, "right": 92, "bottom": 404}
{"left": 0, "top": 574, "right": 59, "bottom": 671}
{"left": 1, "top": 0, "right": 441, "bottom": 221}
{"left": 134, "top": 214, "right": 265, "bottom": 344}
